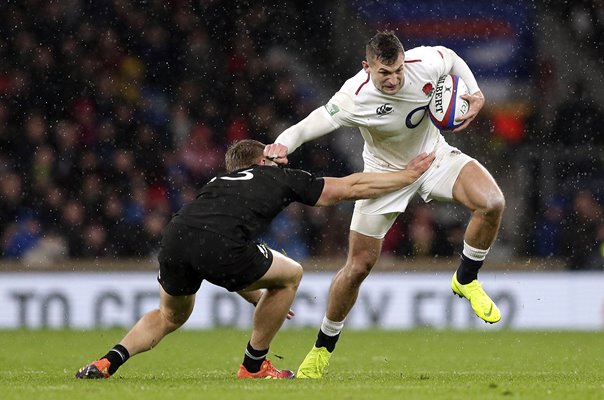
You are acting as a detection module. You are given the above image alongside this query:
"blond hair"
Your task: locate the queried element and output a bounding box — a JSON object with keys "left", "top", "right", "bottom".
{"left": 224, "top": 139, "right": 265, "bottom": 172}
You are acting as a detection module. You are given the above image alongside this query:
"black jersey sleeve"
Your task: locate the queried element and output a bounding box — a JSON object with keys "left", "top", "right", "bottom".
{"left": 281, "top": 168, "right": 325, "bottom": 206}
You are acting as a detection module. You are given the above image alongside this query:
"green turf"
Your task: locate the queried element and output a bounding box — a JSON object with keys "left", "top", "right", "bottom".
{"left": 1, "top": 328, "right": 603, "bottom": 399}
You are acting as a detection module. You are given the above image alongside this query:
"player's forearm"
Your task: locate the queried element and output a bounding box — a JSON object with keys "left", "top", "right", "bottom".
{"left": 346, "top": 170, "right": 418, "bottom": 199}
{"left": 318, "top": 171, "right": 415, "bottom": 206}
{"left": 316, "top": 153, "right": 433, "bottom": 206}
{"left": 275, "top": 107, "right": 338, "bottom": 154}
{"left": 349, "top": 151, "right": 435, "bottom": 199}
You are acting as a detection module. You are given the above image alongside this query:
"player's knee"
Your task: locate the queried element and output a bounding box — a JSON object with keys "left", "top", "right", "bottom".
{"left": 291, "top": 262, "right": 303, "bottom": 287}
{"left": 485, "top": 190, "right": 505, "bottom": 217}
{"left": 344, "top": 258, "right": 375, "bottom": 285}
{"left": 277, "top": 259, "right": 303, "bottom": 289}
{"left": 163, "top": 311, "right": 188, "bottom": 330}
{"left": 161, "top": 304, "right": 192, "bottom": 329}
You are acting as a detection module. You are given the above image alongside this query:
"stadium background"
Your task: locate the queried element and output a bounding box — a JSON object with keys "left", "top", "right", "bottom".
{"left": 0, "top": 0, "right": 603, "bottom": 330}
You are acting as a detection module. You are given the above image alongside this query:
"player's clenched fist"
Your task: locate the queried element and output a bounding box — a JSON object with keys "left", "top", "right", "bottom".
{"left": 263, "top": 143, "right": 289, "bottom": 165}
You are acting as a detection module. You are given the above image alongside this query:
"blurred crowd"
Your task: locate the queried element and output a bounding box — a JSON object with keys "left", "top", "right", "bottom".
{"left": 557, "top": 0, "right": 604, "bottom": 60}
{"left": 0, "top": 0, "right": 349, "bottom": 264}
{"left": 525, "top": 0, "right": 604, "bottom": 270}
{"left": 0, "top": 1, "right": 603, "bottom": 270}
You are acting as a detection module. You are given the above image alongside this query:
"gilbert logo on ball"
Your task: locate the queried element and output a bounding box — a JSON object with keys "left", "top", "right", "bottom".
{"left": 428, "top": 75, "right": 469, "bottom": 130}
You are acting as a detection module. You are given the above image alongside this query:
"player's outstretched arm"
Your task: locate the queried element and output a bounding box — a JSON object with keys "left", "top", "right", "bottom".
{"left": 315, "top": 152, "right": 435, "bottom": 206}
{"left": 264, "top": 107, "right": 339, "bottom": 165}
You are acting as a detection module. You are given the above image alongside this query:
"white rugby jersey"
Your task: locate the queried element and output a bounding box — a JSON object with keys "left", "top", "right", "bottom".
{"left": 327, "top": 46, "right": 461, "bottom": 171}
{"left": 276, "top": 46, "right": 480, "bottom": 173}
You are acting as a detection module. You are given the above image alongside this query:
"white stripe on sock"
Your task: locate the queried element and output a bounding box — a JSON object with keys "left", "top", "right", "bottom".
{"left": 320, "top": 316, "right": 344, "bottom": 337}
{"left": 463, "top": 241, "right": 489, "bottom": 261}
{"left": 245, "top": 349, "right": 268, "bottom": 360}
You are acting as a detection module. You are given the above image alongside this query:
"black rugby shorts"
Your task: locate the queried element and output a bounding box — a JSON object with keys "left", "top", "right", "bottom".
{"left": 157, "top": 222, "right": 273, "bottom": 295}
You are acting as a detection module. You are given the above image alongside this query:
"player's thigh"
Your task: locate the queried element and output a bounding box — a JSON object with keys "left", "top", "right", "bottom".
{"left": 452, "top": 160, "right": 504, "bottom": 211}
{"left": 243, "top": 249, "right": 302, "bottom": 291}
{"left": 421, "top": 147, "right": 473, "bottom": 202}
{"left": 157, "top": 222, "right": 204, "bottom": 296}
{"left": 159, "top": 286, "right": 195, "bottom": 325}
{"left": 350, "top": 207, "right": 398, "bottom": 240}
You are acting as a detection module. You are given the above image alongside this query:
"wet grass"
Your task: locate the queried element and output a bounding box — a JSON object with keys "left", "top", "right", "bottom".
{"left": 1, "top": 328, "right": 603, "bottom": 399}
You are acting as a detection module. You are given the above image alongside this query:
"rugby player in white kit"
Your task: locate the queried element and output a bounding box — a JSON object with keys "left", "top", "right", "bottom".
{"left": 264, "top": 31, "right": 505, "bottom": 378}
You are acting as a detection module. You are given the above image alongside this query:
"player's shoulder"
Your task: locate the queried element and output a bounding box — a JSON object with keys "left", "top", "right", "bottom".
{"left": 339, "top": 69, "right": 370, "bottom": 94}
{"left": 405, "top": 46, "right": 449, "bottom": 78}
{"left": 406, "top": 45, "right": 448, "bottom": 60}
{"left": 406, "top": 46, "right": 451, "bottom": 68}
{"left": 253, "top": 166, "right": 315, "bottom": 182}
{"left": 328, "top": 70, "right": 368, "bottom": 111}
{"left": 281, "top": 166, "right": 315, "bottom": 179}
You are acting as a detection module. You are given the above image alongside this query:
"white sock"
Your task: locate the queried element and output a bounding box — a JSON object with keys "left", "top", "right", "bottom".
{"left": 463, "top": 241, "right": 489, "bottom": 261}
{"left": 320, "top": 316, "right": 344, "bottom": 337}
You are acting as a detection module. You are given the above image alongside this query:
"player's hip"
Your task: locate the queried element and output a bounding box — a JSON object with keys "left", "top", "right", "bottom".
{"left": 356, "top": 143, "right": 474, "bottom": 215}
{"left": 361, "top": 134, "right": 446, "bottom": 171}
{"left": 158, "top": 222, "right": 272, "bottom": 294}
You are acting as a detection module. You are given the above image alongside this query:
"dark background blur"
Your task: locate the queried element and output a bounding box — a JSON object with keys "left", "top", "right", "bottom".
{"left": 1, "top": 0, "right": 602, "bottom": 271}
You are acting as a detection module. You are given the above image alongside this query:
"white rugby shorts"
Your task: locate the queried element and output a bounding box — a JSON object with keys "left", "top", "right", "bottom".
{"left": 350, "top": 141, "right": 474, "bottom": 239}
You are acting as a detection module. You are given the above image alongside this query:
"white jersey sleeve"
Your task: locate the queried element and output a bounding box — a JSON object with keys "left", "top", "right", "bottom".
{"left": 274, "top": 106, "right": 340, "bottom": 153}
{"left": 436, "top": 46, "right": 480, "bottom": 94}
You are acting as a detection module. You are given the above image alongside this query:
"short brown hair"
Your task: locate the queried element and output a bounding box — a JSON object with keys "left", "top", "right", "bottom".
{"left": 366, "top": 31, "right": 404, "bottom": 65}
{"left": 225, "top": 139, "right": 265, "bottom": 172}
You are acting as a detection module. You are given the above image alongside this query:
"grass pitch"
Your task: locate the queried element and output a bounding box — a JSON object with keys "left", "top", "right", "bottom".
{"left": 1, "top": 328, "right": 603, "bottom": 400}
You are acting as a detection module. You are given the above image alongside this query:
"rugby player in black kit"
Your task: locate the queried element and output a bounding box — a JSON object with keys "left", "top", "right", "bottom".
{"left": 76, "top": 139, "right": 434, "bottom": 380}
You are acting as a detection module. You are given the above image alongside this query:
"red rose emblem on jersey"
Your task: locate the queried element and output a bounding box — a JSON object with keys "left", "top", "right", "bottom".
{"left": 422, "top": 82, "right": 434, "bottom": 97}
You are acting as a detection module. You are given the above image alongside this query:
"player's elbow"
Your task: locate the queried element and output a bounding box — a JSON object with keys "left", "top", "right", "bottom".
{"left": 315, "top": 192, "right": 346, "bottom": 207}
{"left": 315, "top": 178, "right": 350, "bottom": 206}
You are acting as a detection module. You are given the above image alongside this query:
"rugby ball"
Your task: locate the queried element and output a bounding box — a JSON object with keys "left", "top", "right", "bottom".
{"left": 428, "top": 74, "right": 469, "bottom": 130}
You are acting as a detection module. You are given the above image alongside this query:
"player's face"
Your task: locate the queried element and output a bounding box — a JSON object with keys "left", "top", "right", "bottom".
{"left": 363, "top": 53, "right": 405, "bottom": 95}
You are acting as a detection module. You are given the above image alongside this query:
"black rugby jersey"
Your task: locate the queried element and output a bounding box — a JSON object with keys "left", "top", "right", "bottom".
{"left": 171, "top": 166, "right": 325, "bottom": 242}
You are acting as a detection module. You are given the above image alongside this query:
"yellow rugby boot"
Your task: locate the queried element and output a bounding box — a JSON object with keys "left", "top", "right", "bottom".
{"left": 452, "top": 272, "right": 501, "bottom": 323}
{"left": 297, "top": 346, "right": 332, "bottom": 379}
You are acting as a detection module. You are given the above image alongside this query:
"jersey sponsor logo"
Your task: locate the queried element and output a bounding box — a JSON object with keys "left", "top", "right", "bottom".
{"left": 376, "top": 103, "right": 394, "bottom": 117}
{"left": 325, "top": 102, "right": 340, "bottom": 116}
{"left": 220, "top": 169, "right": 254, "bottom": 181}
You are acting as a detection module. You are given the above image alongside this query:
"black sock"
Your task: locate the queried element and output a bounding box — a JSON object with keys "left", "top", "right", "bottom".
{"left": 242, "top": 342, "right": 268, "bottom": 373}
{"left": 102, "top": 344, "right": 130, "bottom": 375}
{"left": 315, "top": 330, "right": 340, "bottom": 353}
{"left": 456, "top": 253, "right": 484, "bottom": 284}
